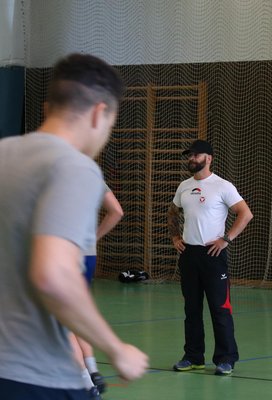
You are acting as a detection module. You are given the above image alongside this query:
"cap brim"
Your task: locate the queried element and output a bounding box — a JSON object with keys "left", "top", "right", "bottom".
{"left": 182, "top": 148, "right": 213, "bottom": 156}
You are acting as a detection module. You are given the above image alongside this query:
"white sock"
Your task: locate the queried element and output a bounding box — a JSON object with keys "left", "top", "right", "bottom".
{"left": 85, "top": 356, "right": 98, "bottom": 373}
{"left": 81, "top": 368, "right": 94, "bottom": 390}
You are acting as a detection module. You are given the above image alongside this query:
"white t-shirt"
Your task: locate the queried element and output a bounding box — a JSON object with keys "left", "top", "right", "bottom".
{"left": 173, "top": 173, "right": 243, "bottom": 245}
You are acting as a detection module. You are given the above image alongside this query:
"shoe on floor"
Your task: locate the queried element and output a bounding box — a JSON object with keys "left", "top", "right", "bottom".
{"left": 87, "top": 386, "right": 102, "bottom": 400}
{"left": 173, "top": 359, "right": 205, "bottom": 371}
{"left": 91, "top": 372, "right": 107, "bottom": 394}
{"left": 215, "top": 363, "right": 233, "bottom": 375}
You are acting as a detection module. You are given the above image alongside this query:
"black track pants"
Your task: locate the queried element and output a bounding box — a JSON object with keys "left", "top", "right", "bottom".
{"left": 178, "top": 244, "right": 239, "bottom": 367}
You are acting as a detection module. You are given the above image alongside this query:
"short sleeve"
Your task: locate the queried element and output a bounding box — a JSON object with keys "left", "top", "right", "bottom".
{"left": 31, "top": 158, "right": 104, "bottom": 251}
{"left": 173, "top": 182, "right": 183, "bottom": 207}
{"left": 221, "top": 182, "right": 243, "bottom": 208}
{"left": 104, "top": 182, "right": 111, "bottom": 193}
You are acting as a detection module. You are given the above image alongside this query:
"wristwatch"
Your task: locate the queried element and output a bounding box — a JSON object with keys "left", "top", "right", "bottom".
{"left": 222, "top": 234, "right": 232, "bottom": 244}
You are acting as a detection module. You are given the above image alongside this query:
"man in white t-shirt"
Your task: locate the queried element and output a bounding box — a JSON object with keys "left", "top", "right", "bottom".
{"left": 167, "top": 139, "right": 253, "bottom": 375}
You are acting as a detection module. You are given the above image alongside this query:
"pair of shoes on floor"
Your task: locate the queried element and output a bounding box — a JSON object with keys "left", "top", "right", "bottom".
{"left": 173, "top": 359, "right": 205, "bottom": 371}
{"left": 91, "top": 372, "right": 107, "bottom": 394}
{"left": 173, "top": 360, "right": 233, "bottom": 375}
{"left": 88, "top": 385, "right": 101, "bottom": 400}
{"left": 215, "top": 363, "right": 233, "bottom": 375}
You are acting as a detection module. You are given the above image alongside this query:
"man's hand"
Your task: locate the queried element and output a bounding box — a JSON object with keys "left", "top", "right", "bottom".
{"left": 173, "top": 237, "right": 186, "bottom": 254}
{"left": 110, "top": 343, "right": 149, "bottom": 381}
{"left": 206, "top": 238, "right": 228, "bottom": 257}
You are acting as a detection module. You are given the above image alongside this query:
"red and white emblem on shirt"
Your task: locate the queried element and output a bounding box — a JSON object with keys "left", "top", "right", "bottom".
{"left": 200, "top": 196, "right": 205, "bottom": 203}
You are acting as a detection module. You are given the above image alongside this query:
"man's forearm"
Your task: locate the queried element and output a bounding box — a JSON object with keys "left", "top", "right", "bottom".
{"left": 97, "top": 191, "right": 124, "bottom": 241}
{"left": 227, "top": 201, "right": 253, "bottom": 241}
{"left": 167, "top": 203, "right": 181, "bottom": 238}
{"left": 97, "top": 213, "right": 122, "bottom": 241}
{"left": 36, "top": 266, "right": 123, "bottom": 359}
{"left": 227, "top": 211, "right": 253, "bottom": 241}
{"left": 30, "top": 235, "right": 123, "bottom": 360}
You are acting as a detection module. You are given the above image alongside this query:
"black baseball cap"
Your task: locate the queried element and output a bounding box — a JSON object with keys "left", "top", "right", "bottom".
{"left": 182, "top": 139, "right": 213, "bottom": 156}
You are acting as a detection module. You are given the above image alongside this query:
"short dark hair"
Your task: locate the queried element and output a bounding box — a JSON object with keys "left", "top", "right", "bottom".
{"left": 47, "top": 53, "right": 124, "bottom": 113}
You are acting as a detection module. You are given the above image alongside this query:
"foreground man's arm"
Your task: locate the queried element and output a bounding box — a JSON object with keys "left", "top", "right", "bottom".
{"left": 30, "top": 235, "right": 149, "bottom": 381}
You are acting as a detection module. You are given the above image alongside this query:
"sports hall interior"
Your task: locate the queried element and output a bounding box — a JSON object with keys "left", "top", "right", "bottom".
{"left": 1, "top": 1, "right": 272, "bottom": 399}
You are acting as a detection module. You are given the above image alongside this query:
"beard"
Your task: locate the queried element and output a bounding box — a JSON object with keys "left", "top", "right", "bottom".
{"left": 188, "top": 159, "right": 206, "bottom": 173}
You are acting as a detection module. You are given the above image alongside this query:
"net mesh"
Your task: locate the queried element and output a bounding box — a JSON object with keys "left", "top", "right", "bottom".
{"left": 21, "top": 0, "right": 272, "bottom": 287}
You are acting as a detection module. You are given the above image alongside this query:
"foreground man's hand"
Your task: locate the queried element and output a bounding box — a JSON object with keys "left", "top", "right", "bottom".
{"left": 111, "top": 343, "right": 149, "bottom": 381}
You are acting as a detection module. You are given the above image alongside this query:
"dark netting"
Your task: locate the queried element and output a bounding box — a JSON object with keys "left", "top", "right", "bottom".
{"left": 23, "top": 1, "right": 272, "bottom": 287}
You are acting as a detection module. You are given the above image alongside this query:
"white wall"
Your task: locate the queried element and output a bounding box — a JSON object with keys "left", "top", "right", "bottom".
{"left": 1, "top": 0, "right": 272, "bottom": 67}
{"left": 26, "top": 0, "right": 272, "bottom": 67}
{"left": 0, "top": 0, "right": 28, "bottom": 66}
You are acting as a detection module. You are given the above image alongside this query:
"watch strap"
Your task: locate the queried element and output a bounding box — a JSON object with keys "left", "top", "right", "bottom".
{"left": 222, "top": 234, "right": 232, "bottom": 244}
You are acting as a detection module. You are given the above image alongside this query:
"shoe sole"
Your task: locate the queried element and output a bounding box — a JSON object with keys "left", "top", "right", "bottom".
{"left": 215, "top": 369, "right": 233, "bottom": 376}
{"left": 174, "top": 364, "right": 205, "bottom": 371}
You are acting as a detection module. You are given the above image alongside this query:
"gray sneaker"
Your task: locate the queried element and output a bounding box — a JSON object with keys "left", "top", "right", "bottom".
{"left": 215, "top": 363, "right": 233, "bottom": 375}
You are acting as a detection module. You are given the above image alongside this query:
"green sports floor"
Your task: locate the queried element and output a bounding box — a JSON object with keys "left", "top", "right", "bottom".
{"left": 92, "top": 279, "right": 272, "bottom": 400}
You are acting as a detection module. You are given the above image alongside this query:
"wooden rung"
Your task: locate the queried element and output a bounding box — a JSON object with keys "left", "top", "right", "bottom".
{"left": 153, "top": 138, "right": 197, "bottom": 143}
{"left": 119, "top": 198, "right": 145, "bottom": 203}
{"left": 153, "top": 186, "right": 182, "bottom": 190}
{"left": 122, "top": 97, "right": 147, "bottom": 101}
{"left": 156, "top": 96, "right": 198, "bottom": 101}
{"left": 119, "top": 149, "right": 146, "bottom": 153}
{"left": 152, "top": 160, "right": 187, "bottom": 164}
{"left": 98, "top": 265, "right": 145, "bottom": 270}
{"left": 116, "top": 159, "right": 185, "bottom": 163}
{"left": 151, "top": 202, "right": 177, "bottom": 206}
{"left": 101, "top": 232, "right": 143, "bottom": 237}
{"left": 111, "top": 181, "right": 145, "bottom": 185}
{"left": 118, "top": 160, "right": 145, "bottom": 164}
{"left": 110, "top": 139, "right": 145, "bottom": 142}
{"left": 152, "top": 171, "right": 189, "bottom": 175}
{"left": 99, "top": 252, "right": 144, "bottom": 257}
{"left": 152, "top": 128, "right": 197, "bottom": 132}
{"left": 152, "top": 244, "right": 177, "bottom": 248}
{"left": 123, "top": 211, "right": 145, "bottom": 215}
{"left": 113, "top": 128, "right": 147, "bottom": 132}
{"left": 152, "top": 192, "right": 176, "bottom": 196}
{"left": 116, "top": 201, "right": 144, "bottom": 205}
{"left": 152, "top": 234, "right": 173, "bottom": 238}
{"left": 121, "top": 96, "right": 198, "bottom": 101}
{"left": 152, "top": 223, "right": 168, "bottom": 227}
{"left": 111, "top": 190, "right": 177, "bottom": 195}
{"left": 118, "top": 158, "right": 187, "bottom": 163}
{"left": 116, "top": 222, "right": 145, "bottom": 226}
{"left": 152, "top": 186, "right": 181, "bottom": 189}
{"left": 100, "top": 253, "right": 177, "bottom": 260}
{"left": 112, "top": 128, "right": 197, "bottom": 133}
{"left": 124, "top": 85, "right": 199, "bottom": 91}
{"left": 153, "top": 150, "right": 187, "bottom": 153}
{"left": 110, "top": 138, "right": 196, "bottom": 144}
{"left": 154, "top": 85, "right": 199, "bottom": 90}
{"left": 125, "top": 86, "right": 148, "bottom": 90}
{"left": 101, "top": 242, "right": 144, "bottom": 247}
{"left": 151, "top": 255, "right": 178, "bottom": 259}
{"left": 151, "top": 212, "right": 173, "bottom": 216}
